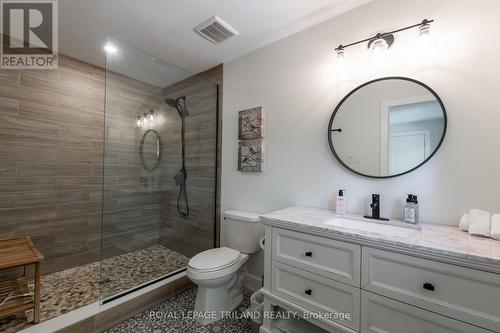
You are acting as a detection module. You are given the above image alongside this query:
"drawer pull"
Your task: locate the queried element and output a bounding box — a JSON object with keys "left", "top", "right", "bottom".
{"left": 304, "top": 289, "right": 312, "bottom": 296}
{"left": 305, "top": 251, "right": 313, "bottom": 257}
{"left": 423, "top": 282, "right": 435, "bottom": 291}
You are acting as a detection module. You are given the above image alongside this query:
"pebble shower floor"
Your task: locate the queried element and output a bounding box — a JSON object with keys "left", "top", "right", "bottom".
{"left": 0, "top": 245, "right": 189, "bottom": 333}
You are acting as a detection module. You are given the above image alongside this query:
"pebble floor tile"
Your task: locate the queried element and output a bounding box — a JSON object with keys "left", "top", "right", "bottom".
{"left": 0, "top": 245, "right": 188, "bottom": 333}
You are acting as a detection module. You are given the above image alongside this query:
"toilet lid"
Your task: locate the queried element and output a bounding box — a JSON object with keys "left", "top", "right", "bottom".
{"left": 188, "top": 247, "right": 241, "bottom": 272}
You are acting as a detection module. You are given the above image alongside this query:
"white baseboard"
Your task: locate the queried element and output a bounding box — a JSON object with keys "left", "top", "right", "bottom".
{"left": 245, "top": 273, "right": 262, "bottom": 292}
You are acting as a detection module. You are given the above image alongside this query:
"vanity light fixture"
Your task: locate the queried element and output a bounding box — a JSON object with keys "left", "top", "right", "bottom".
{"left": 335, "top": 19, "right": 433, "bottom": 59}
{"left": 136, "top": 110, "right": 156, "bottom": 129}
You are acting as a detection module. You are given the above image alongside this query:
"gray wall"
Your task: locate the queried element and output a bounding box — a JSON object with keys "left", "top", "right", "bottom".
{"left": 159, "top": 70, "right": 220, "bottom": 258}
{"left": 101, "top": 71, "right": 166, "bottom": 259}
{"left": 0, "top": 56, "right": 104, "bottom": 274}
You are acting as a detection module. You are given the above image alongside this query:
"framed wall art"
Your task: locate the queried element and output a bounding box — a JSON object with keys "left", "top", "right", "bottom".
{"left": 238, "top": 107, "right": 263, "bottom": 140}
{"left": 238, "top": 139, "right": 263, "bottom": 172}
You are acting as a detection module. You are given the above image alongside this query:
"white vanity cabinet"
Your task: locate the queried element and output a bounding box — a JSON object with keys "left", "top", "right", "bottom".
{"left": 261, "top": 225, "right": 500, "bottom": 333}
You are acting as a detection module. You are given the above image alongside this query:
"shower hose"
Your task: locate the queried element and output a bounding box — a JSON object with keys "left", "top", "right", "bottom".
{"left": 175, "top": 115, "right": 189, "bottom": 217}
{"left": 175, "top": 167, "right": 189, "bottom": 217}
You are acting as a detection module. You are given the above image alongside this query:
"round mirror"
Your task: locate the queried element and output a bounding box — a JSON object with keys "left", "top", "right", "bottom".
{"left": 139, "top": 129, "right": 161, "bottom": 171}
{"left": 328, "top": 77, "right": 446, "bottom": 178}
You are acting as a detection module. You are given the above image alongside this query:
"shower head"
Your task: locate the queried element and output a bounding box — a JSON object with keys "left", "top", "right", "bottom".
{"left": 165, "top": 98, "right": 179, "bottom": 109}
{"left": 165, "top": 96, "right": 188, "bottom": 118}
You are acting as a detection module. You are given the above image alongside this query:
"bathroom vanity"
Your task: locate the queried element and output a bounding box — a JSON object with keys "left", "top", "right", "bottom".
{"left": 259, "top": 206, "right": 500, "bottom": 333}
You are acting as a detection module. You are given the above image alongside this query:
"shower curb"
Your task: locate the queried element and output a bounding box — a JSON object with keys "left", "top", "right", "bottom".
{"left": 19, "top": 273, "right": 193, "bottom": 333}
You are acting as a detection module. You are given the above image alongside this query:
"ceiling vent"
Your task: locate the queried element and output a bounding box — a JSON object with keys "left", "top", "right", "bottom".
{"left": 194, "top": 16, "right": 239, "bottom": 45}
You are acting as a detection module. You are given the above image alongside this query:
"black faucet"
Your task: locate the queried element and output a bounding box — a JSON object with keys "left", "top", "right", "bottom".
{"left": 364, "top": 194, "right": 389, "bottom": 221}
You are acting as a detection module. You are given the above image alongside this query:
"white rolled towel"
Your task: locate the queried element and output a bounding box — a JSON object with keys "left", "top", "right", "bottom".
{"left": 468, "top": 209, "right": 491, "bottom": 238}
{"left": 491, "top": 214, "right": 500, "bottom": 240}
{"left": 459, "top": 214, "right": 470, "bottom": 231}
{"left": 461, "top": 209, "right": 489, "bottom": 232}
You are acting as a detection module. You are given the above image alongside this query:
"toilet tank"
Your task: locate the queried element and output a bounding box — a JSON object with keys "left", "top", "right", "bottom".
{"left": 224, "top": 210, "right": 264, "bottom": 254}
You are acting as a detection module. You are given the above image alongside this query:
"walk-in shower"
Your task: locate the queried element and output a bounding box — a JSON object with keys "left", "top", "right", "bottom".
{"left": 0, "top": 37, "right": 218, "bottom": 332}
{"left": 101, "top": 38, "right": 218, "bottom": 301}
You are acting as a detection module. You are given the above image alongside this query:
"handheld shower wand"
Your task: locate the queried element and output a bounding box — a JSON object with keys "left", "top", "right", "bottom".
{"left": 165, "top": 96, "right": 189, "bottom": 217}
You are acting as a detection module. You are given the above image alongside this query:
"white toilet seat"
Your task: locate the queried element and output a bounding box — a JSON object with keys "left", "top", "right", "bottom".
{"left": 188, "top": 247, "right": 241, "bottom": 272}
{"left": 187, "top": 248, "right": 248, "bottom": 281}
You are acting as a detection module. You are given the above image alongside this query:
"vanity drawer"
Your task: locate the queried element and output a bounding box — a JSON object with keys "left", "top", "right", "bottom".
{"left": 361, "top": 291, "right": 493, "bottom": 333}
{"left": 271, "top": 261, "right": 360, "bottom": 331}
{"left": 362, "top": 247, "right": 500, "bottom": 332}
{"left": 272, "top": 228, "right": 361, "bottom": 286}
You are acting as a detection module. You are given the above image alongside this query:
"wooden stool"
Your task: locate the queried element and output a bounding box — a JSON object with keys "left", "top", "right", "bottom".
{"left": 0, "top": 237, "right": 44, "bottom": 323}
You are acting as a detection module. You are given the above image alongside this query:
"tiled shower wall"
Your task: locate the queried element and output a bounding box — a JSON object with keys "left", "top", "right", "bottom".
{"left": 0, "top": 56, "right": 105, "bottom": 273}
{"left": 0, "top": 54, "right": 222, "bottom": 274}
{"left": 101, "top": 71, "right": 165, "bottom": 260}
{"left": 160, "top": 75, "right": 219, "bottom": 257}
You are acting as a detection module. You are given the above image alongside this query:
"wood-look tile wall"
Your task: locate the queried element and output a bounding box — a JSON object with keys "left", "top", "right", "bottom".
{"left": 0, "top": 56, "right": 105, "bottom": 274}
{"left": 159, "top": 66, "right": 222, "bottom": 257}
{"left": 101, "top": 71, "right": 165, "bottom": 259}
{"left": 0, "top": 53, "right": 222, "bottom": 275}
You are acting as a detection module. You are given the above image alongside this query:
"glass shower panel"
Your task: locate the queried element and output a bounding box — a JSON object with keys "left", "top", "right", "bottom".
{"left": 101, "top": 38, "right": 217, "bottom": 301}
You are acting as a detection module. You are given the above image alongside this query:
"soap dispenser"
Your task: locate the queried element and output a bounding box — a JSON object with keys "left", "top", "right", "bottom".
{"left": 336, "top": 189, "right": 346, "bottom": 215}
{"left": 404, "top": 194, "right": 419, "bottom": 224}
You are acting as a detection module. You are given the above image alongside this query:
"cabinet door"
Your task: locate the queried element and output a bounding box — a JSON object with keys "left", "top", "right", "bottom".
{"left": 361, "top": 291, "right": 493, "bottom": 333}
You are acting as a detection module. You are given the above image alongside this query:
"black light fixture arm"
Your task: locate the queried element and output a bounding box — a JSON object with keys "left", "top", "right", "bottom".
{"left": 334, "top": 19, "right": 434, "bottom": 51}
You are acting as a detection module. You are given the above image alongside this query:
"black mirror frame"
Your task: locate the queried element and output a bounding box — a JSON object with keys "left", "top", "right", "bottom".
{"left": 139, "top": 129, "right": 162, "bottom": 172}
{"left": 327, "top": 76, "right": 447, "bottom": 179}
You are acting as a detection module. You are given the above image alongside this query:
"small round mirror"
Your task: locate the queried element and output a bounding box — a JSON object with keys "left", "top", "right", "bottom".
{"left": 328, "top": 77, "right": 446, "bottom": 178}
{"left": 139, "top": 129, "right": 161, "bottom": 171}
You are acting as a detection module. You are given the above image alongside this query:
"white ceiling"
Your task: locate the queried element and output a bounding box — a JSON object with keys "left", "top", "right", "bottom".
{"left": 59, "top": 0, "right": 371, "bottom": 81}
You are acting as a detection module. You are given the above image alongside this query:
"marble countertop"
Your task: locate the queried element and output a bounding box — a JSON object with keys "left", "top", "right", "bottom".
{"left": 261, "top": 206, "right": 500, "bottom": 269}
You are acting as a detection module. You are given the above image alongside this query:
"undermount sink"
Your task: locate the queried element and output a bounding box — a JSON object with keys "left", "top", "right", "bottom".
{"left": 324, "top": 217, "right": 420, "bottom": 238}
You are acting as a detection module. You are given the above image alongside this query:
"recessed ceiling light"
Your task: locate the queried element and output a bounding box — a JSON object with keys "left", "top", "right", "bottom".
{"left": 104, "top": 43, "right": 118, "bottom": 54}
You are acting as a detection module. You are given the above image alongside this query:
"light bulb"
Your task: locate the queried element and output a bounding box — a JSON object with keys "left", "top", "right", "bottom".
{"left": 419, "top": 22, "right": 431, "bottom": 38}
{"left": 415, "top": 21, "right": 433, "bottom": 59}
{"left": 336, "top": 48, "right": 345, "bottom": 61}
{"left": 148, "top": 111, "right": 154, "bottom": 121}
{"left": 418, "top": 22, "right": 431, "bottom": 45}
{"left": 369, "top": 37, "right": 388, "bottom": 55}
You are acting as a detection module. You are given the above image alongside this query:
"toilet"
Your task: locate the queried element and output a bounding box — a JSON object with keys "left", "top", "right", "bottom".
{"left": 187, "top": 210, "right": 264, "bottom": 325}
